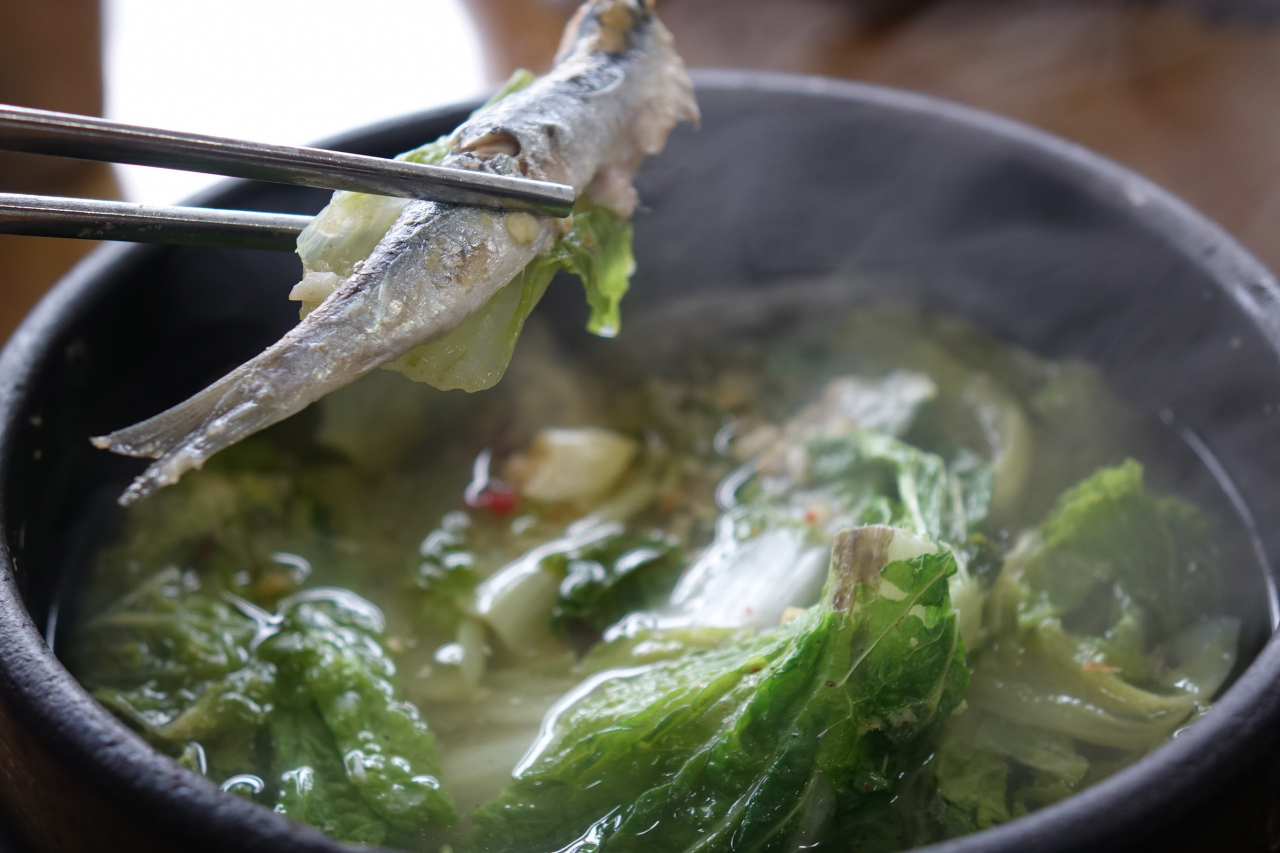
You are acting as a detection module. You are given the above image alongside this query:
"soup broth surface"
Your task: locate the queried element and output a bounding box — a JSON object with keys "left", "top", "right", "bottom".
{"left": 64, "top": 305, "right": 1248, "bottom": 851}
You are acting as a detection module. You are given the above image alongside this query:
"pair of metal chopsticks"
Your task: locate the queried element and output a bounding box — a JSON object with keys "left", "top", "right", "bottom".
{"left": 0, "top": 104, "right": 575, "bottom": 251}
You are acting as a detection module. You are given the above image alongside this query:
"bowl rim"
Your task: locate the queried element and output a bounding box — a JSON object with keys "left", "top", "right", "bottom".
{"left": 1, "top": 68, "right": 1279, "bottom": 852}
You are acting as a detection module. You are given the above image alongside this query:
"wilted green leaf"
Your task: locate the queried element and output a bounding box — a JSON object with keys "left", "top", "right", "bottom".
{"left": 466, "top": 525, "right": 968, "bottom": 853}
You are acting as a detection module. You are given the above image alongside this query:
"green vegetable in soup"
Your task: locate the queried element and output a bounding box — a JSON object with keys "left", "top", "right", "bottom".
{"left": 1010, "top": 459, "right": 1222, "bottom": 640}
{"left": 72, "top": 568, "right": 270, "bottom": 783}
{"left": 73, "top": 568, "right": 257, "bottom": 694}
{"left": 67, "top": 310, "right": 1247, "bottom": 852}
{"left": 546, "top": 530, "right": 686, "bottom": 640}
{"left": 271, "top": 704, "right": 394, "bottom": 844}
{"left": 414, "top": 511, "right": 485, "bottom": 644}
{"left": 805, "top": 432, "right": 992, "bottom": 545}
{"left": 966, "top": 619, "right": 1197, "bottom": 752}
{"left": 934, "top": 708, "right": 1089, "bottom": 832}
{"left": 466, "top": 525, "right": 967, "bottom": 853}
{"left": 69, "top": 577, "right": 457, "bottom": 844}
{"left": 934, "top": 461, "right": 1239, "bottom": 824}
{"left": 81, "top": 467, "right": 319, "bottom": 613}
{"left": 260, "top": 591, "right": 457, "bottom": 832}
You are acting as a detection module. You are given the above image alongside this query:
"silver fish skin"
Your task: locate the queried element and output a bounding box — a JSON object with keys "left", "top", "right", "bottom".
{"left": 93, "top": 0, "right": 698, "bottom": 506}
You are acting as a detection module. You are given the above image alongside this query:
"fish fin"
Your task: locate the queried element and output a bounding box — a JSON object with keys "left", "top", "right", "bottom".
{"left": 91, "top": 374, "right": 238, "bottom": 459}
{"left": 93, "top": 363, "right": 307, "bottom": 506}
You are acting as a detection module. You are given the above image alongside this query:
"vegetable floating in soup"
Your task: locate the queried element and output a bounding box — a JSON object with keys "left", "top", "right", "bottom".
{"left": 65, "top": 309, "right": 1243, "bottom": 852}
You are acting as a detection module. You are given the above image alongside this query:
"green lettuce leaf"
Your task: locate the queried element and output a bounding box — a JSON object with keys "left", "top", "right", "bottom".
{"left": 383, "top": 205, "right": 635, "bottom": 390}
{"left": 414, "top": 512, "right": 484, "bottom": 645}
{"left": 574, "top": 625, "right": 742, "bottom": 674}
{"left": 965, "top": 461, "right": 1228, "bottom": 754}
{"left": 69, "top": 570, "right": 458, "bottom": 844}
{"left": 384, "top": 259, "right": 560, "bottom": 390}
{"left": 966, "top": 618, "right": 1197, "bottom": 752}
{"left": 272, "top": 703, "right": 393, "bottom": 845}
{"left": 1016, "top": 459, "right": 1222, "bottom": 640}
{"left": 82, "top": 466, "right": 322, "bottom": 610}
{"left": 545, "top": 530, "right": 686, "bottom": 640}
{"left": 934, "top": 708, "right": 1089, "bottom": 832}
{"left": 545, "top": 207, "right": 634, "bottom": 338}
{"left": 1154, "top": 615, "right": 1240, "bottom": 699}
{"left": 465, "top": 525, "right": 968, "bottom": 853}
{"left": 934, "top": 458, "right": 1237, "bottom": 830}
{"left": 934, "top": 725, "right": 1010, "bottom": 832}
{"left": 806, "top": 431, "right": 993, "bottom": 544}
{"left": 70, "top": 568, "right": 257, "bottom": 695}
{"left": 67, "top": 567, "right": 277, "bottom": 781}
{"left": 259, "top": 589, "right": 457, "bottom": 832}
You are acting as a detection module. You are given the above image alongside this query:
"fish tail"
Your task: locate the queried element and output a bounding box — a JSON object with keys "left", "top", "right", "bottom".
{"left": 91, "top": 375, "right": 236, "bottom": 460}
{"left": 91, "top": 359, "right": 314, "bottom": 506}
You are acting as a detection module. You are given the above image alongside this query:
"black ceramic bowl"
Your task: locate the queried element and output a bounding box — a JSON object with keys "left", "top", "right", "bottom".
{"left": 2, "top": 70, "right": 1280, "bottom": 853}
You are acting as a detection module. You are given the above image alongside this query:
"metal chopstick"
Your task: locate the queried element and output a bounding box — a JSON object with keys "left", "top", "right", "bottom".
{"left": 0, "top": 192, "right": 310, "bottom": 250}
{"left": 0, "top": 104, "right": 575, "bottom": 218}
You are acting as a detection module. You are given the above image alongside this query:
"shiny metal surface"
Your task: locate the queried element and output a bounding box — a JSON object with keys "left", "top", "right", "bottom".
{"left": 0, "top": 192, "right": 308, "bottom": 250}
{"left": 0, "top": 104, "right": 575, "bottom": 217}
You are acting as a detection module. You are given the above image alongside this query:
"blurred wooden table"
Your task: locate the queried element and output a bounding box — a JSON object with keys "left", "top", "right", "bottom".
{"left": 472, "top": 0, "right": 1280, "bottom": 278}
{"left": 0, "top": 0, "right": 117, "bottom": 340}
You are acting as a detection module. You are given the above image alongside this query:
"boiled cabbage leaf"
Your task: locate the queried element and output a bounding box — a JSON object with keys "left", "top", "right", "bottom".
{"left": 938, "top": 459, "right": 1237, "bottom": 823}
{"left": 68, "top": 575, "right": 458, "bottom": 844}
{"left": 545, "top": 530, "right": 686, "bottom": 639}
{"left": 806, "top": 431, "right": 993, "bottom": 544}
{"left": 1012, "top": 458, "right": 1222, "bottom": 640}
{"left": 934, "top": 708, "right": 1088, "bottom": 833}
{"left": 465, "top": 524, "right": 968, "bottom": 853}
{"left": 259, "top": 590, "right": 457, "bottom": 832}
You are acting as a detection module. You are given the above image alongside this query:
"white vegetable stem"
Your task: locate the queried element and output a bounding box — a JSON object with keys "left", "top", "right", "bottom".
{"left": 474, "top": 521, "right": 621, "bottom": 657}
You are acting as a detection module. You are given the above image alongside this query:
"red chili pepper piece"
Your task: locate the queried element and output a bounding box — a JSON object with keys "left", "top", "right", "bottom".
{"left": 472, "top": 481, "right": 519, "bottom": 516}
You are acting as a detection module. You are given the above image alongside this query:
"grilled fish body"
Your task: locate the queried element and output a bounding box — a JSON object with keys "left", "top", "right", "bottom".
{"left": 94, "top": 0, "right": 697, "bottom": 505}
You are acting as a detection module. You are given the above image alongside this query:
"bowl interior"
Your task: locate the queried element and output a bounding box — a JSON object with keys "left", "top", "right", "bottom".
{"left": 4, "top": 72, "right": 1280, "bottom": 853}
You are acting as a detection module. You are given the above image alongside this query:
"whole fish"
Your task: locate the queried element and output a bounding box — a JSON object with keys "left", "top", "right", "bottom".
{"left": 92, "top": 0, "right": 697, "bottom": 506}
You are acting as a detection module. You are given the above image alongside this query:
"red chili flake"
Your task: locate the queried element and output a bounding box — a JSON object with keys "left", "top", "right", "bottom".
{"left": 471, "top": 481, "right": 518, "bottom": 516}
{"left": 745, "top": 606, "right": 754, "bottom": 616}
{"left": 863, "top": 783, "right": 872, "bottom": 791}
{"left": 747, "top": 667, "right": 762, "bottom": 674}
{"left": 804, "top": 507, "right": 819, "bottom": 524}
